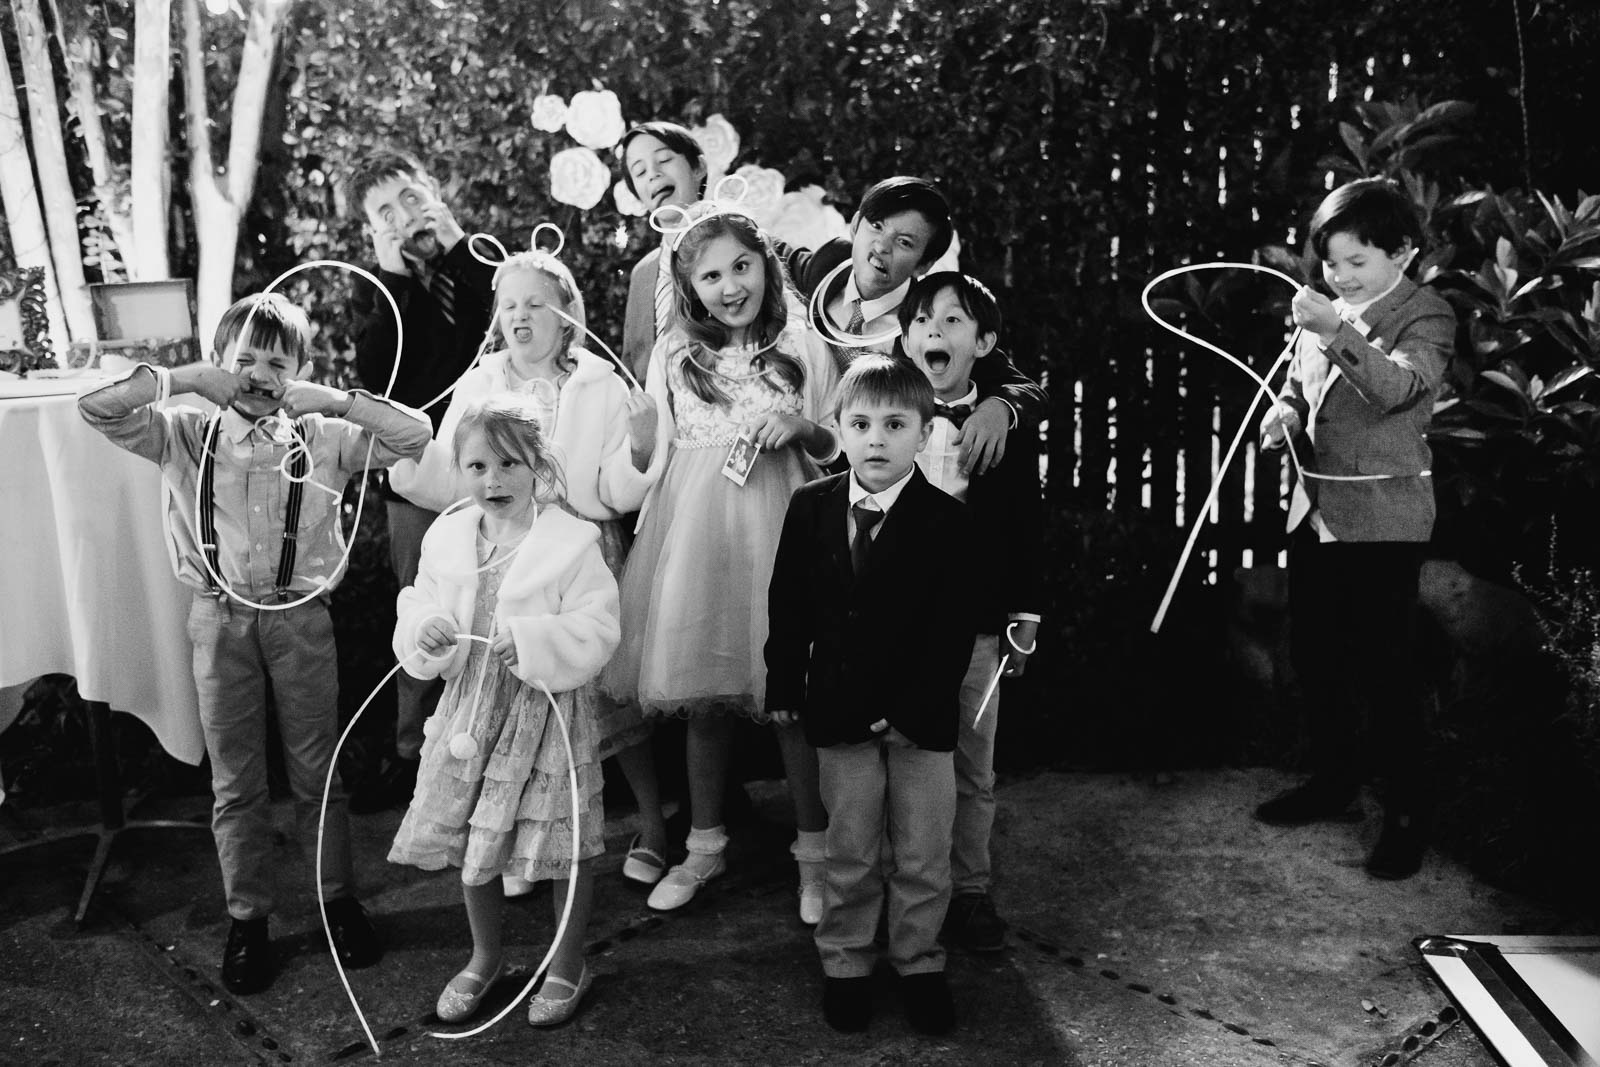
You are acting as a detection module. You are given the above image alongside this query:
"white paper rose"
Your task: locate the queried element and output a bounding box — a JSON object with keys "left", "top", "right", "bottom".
{"left": 729, "top": 163, "right": 786, "bottom": 227}
{"left": 768, "top": 185, "right": 850, "bottom": 253}
{"left": 550, "top": 147, "right": 611, "bottom": 209}
{"left": 691, "top": 113, "right": 741, "bottom": 183}
{"left": 530, "top": 93, "right": 568, "bottom": 133}
{"left": 613, "top": 180, "right": 646, "bottom": 218}
{"left": 565, "top": 89, "right": 626, "bottom": 150}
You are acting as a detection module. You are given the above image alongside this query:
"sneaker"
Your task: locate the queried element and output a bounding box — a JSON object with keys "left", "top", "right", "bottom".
{"left": 900, "top": 971, "right": 955, "bottom": 1035}
{"left": 942, "top": 892, "right": 1008, "bottom": 953}
{"left": 220, "top": 917, "right": 273, "bottom": 995}
{"left": 1253, "top": 777, "right": 1359, "bottom": 826}
{"left": 1365, "top": 814, "right": 1425, "bottom": 880}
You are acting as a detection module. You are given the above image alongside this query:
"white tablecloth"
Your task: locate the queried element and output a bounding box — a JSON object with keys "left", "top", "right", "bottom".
{"left": 0, "top": 377, "right": 205, "bottom": 791}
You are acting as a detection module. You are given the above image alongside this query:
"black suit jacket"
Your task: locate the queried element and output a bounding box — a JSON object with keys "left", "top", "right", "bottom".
{"left": 766, "top": 468, "right": 978, "bottom": 751}
{"left": 352, "top": 238, "right": 496, "bottom": 434}
{"left": 958, "top": 422, "right": 1044, "bottom": 634}
{"left": 780, "top": 238, "right": 1048, "bottom": 425}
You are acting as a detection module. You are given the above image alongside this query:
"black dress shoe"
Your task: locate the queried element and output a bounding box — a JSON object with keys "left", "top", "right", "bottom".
{"left": 350, "top": 757, "right": 420, "bottom": 814}
{"left": 324, "top": 897, "right": 383, "bottom": 969}
{"left": 1365, "top": 815, "right": 1425, "bottom": 880}
{"left": 221, "top": 917, "right": 274, "bottom": 995}
{"left": 822, "top": 975, "right": 873, "bottom": 1033}
{"left": 900, "top": 971, "right": 955, "bottom": 1036}
{"left": 942, "top": 892, "right": 1008, "bottom": 953}
{"left": 1253, "top": 777, "right": 1359, "bottom": 826}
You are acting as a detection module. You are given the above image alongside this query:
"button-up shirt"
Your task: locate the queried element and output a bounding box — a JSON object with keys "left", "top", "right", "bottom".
{"left": 81, "top": 367, "right": 430, "bottom": 598}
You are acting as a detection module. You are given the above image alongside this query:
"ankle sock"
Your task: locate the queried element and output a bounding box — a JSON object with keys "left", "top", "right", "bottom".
{"left": 682, "top": 825, "right": 728, "bottom": 877}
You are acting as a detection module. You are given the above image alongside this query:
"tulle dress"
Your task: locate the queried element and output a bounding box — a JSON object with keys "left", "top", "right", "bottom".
{"left": 388, "top": 531, "right": 606, "bottom": 885}
{"left": 507, "top": 367, "right": 645, "bottom": 758}
{"left": 602, "top": 319, "right": 840, "bottom": 720}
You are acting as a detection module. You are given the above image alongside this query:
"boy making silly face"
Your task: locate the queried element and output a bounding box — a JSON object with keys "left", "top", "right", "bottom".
{"left": 901, "top": 276, "right": 998, "bottom": 403}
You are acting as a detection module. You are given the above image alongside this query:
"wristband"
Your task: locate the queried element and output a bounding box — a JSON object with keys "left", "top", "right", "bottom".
{"left": 1005, "top": 620, "right": 1037, "bottom": 656}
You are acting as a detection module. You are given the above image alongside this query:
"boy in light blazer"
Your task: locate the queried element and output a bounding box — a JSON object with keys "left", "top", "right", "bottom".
{"left": 1255, "top": 178, "right": 1455, "bottom": 880}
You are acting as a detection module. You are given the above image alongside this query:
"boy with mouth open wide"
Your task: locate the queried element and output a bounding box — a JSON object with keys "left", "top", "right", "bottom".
{"left": 899, "top": 272, "right": 1043, "bottom": 954}
{"left": 79, "top": 293, "right": 432, "bottom": 994}
{"left": 766, "top": 352, "right": 979, "bottom": 1035}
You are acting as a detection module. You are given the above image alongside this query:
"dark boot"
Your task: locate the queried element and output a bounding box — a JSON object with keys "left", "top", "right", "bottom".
{"left": 1364, "top": 813, "right": 1425, "bottom": 880}
{"left": 1254, "top": 776, "right": 1360, "bottom": 826}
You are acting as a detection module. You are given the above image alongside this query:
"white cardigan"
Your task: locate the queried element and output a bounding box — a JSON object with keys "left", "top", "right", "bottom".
{"left": 388, "top": 347, "right": 665, "bottom": 519}
{"left": 394, "top": 504, "right": 620, "bottom": 693}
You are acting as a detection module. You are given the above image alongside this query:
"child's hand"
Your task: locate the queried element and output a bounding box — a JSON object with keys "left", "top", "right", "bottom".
{"left": 172, "top": 364, "right": 242, "bottom": 407}
{"left": 417, "top": 618, "right": 458, "bottom": 657}
{"left": 1291, "top": 286, "right": 1342, "bottom": 342}
{"left": 955, "top": 398, "right": 1012, "bottom": 475}
{"left": 626, "top": 391, "right": 658, "bottom": 446}
{"left": 1261, "top": 402, "right": 1302, "bottom": 448}
{"left": 1002, "top": 620, "right": 1038, "bottom": 677}
{"left": 769, "top": 708, "right": 800, "bottom": 726}
{"left": 369, "top": 224, "right": 409, "bottom": 275}
{"left": 281, "top": 381, "right": 353, "bottom": 419}
{"left": 424, "top": 203, "right": 466, "bottom": 253}
{"left": 491, "top": 630, "right": 518, "bottom": 671}
{"left": 747, "top": 412, "right": 806, "bottom": 451}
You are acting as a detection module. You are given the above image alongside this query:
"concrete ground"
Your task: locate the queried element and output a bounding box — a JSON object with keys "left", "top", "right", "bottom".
{"left": 1, "top": 767, "right": 1592, "bottom": 1067}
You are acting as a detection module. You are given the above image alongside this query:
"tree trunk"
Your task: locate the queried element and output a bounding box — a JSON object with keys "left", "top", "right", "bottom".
{"left": 0, "top": 26, "right": 69, "bottom": 352}
{"left": 131, "top": 0, "right": 172, "bottom": 280}
{"left": 50, "top": 0, "right": 136, "bottom": 282}
{"left": 182, "top": 0, "right": 291, "bottom": 349}
{"left": 11, "top": 0, "right": 94, "bottom": 341}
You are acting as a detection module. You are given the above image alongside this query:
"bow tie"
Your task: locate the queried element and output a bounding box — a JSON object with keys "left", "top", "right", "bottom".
{"left": 933, "top": 400, "right": 974, "bottom": 426}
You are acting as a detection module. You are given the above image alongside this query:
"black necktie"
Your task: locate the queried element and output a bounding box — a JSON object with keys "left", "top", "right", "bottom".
{"left": 851, "top": 503, "right": 884, "bottom": 576}
{"left": 934, "top": 400, "right": 974, "bottom": 427}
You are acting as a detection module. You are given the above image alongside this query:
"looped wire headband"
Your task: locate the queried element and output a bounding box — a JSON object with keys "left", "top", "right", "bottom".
{"left": 649, "top": 173, "right": 753, "bottom": 252}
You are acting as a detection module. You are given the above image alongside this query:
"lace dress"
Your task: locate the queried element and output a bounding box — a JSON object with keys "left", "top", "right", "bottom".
{"left": 388, "top": 531, "right": 605, "bottom": 884}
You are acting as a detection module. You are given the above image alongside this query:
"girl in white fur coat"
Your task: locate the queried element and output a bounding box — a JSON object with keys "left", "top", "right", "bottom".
{"left": 389, "top": 395, "right": 618, "bottom": 1028}
{"left": 388, "top": 250, "right": 673, "bottom": 888}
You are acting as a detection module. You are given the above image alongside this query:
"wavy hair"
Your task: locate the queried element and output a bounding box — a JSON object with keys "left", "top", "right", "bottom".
{"left": 451, "top": 395, "right": 568, "bottom": 505}
{"left": 669, "top": 210, "right": 804, "bottom": 406}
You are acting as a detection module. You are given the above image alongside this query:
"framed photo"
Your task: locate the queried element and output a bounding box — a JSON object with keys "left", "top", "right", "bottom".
{"left": 0, "top": 267, "right": 55, "bottom": 376}
{"left": 89, "top": 279, "right": 196, "bottom": 341}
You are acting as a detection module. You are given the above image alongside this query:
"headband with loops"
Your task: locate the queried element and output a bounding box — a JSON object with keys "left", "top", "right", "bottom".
{"left": 649, "top": 174, "right": 754, "bottom": 253}
{"left": 465, "top": 221, "right": 641, "bottom": 390}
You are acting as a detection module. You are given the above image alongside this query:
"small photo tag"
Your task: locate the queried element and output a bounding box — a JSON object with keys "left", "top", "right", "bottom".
{"left": 722, "top": 427, "right": 759, "bottom": 486}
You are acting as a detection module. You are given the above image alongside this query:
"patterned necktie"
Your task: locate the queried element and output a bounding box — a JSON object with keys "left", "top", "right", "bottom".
{"left": 845, "top": 298, "right": 865, "bottom": 335}
{"left": 654, "top": 247, "right": 675, "bottom": 336}
{"left": 851, "top": 502, "right": 884, "bottom": 576}
{"left": 421, "top": 264, "right": 456, "bottom": 326}
{"left": 933, "top": 400, "right": 974, "bottom": 427}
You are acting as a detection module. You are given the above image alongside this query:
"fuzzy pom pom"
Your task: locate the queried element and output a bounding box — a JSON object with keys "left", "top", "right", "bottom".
{"left": 449, "top": 733, "right": 479, "bottom": 761}
{"left": 423, "top": 715, "right": 442, "bottom": 740}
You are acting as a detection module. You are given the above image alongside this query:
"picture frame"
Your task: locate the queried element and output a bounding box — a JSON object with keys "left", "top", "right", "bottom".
{"left": 0, "top": 267, "right": 55, "bottom": 376}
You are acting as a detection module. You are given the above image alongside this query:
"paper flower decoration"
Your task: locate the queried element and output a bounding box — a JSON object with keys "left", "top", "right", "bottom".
{"left": 768, "top": 185, "right": 850, "bottom": 253}
{"left": 691, "top": 113, "right": 741, "bottom": 183}
{"left": 613, "top": 180, "right": 646, "bottom": 218}
{"left": 730, "top": 163, "right": 787, "bottom": 227}
{"left": 565, "top": 89, "right": 626, "bottom": 150}
{"left": 530, "top": 93, "right": 568, "bottom": 133}
{"left": 550, "top": 146, "right": 611, "bottom": 209}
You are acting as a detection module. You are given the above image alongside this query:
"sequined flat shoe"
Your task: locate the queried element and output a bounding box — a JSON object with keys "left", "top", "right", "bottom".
{"left": 435, "top": 960, "right": 504, "bottom": 1024}
{"left": 526, "top": 965, "right": 593, "bottom": 1027}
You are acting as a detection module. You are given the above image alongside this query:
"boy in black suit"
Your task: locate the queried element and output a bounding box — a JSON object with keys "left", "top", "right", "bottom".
{"left": 899, "top": 272, "right": 1042, "bottom": 953}
{"left": 767, "top": 354, "right": 979, "bottom": 1036}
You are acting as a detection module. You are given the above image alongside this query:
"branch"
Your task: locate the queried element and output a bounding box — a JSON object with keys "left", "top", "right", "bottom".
{"left": 179, "top": 0, "right": 219, "bottom": 200}
{"left": 224, "top": 0, "right": 291, "bottom": 208}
